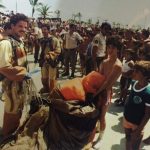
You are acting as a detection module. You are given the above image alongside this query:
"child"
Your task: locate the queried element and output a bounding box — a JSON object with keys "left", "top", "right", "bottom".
{"left": 123, "top": 60, "right": 150, "bottom": 150}
{"left": 115, "top": 48, "right": 135, "bottom": 106}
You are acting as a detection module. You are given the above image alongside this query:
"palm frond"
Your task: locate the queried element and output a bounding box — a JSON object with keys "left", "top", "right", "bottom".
{"left": 36, "top": 3, "right": 52, "bottom": 19}
{"left": 0, "top": 4, "right": 5, "bottom": 9}
{"left": 29, "top": 0, "right": 34, "bottom": 5}
{"left": 29, "top": 0, "right": 39, "bottom": 6}
{"left": 33, "top": 0, "right": 39, "bottom": 5}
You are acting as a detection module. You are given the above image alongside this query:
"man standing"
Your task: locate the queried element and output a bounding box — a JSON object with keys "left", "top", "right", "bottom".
{"left": 92, "top": 22, "right": 112, "bottom": 71}
{"left": 62, "top": 23, "right": 83, "bottom": 78}
{"left": 33, "top": 22, "right": 43, "bottom": 63}
{"left": 0, "top": 13, "right": 29, "bottom": 137}
{"left": 39, "top": 24, "right": 61, "bottom": 93}
{"left": 92, "top": 35, "right": 122, "bottom": 149}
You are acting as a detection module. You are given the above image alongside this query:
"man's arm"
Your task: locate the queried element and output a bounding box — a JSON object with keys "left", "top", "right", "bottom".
{"left": 94, "top": 65, "right": 122, "bottom": 96}
{"left": 76, "top": 32, "right": 84, "bottom": 43}
{"left": 0, "top": 66, "right": 27, "bottom": 81}
{"left": 53, "top": 37, "right": 61, "bottom": 55}
{"left": 46, "top": 37, "right": 61, "bottom": 60}
{"left": 0, "top": 39, "right": 27, "bottom": 81}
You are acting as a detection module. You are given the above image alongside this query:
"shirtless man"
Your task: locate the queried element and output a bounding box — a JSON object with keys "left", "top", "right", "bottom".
{"left": 92, "top": 35, "right": 122, "bottom": 148}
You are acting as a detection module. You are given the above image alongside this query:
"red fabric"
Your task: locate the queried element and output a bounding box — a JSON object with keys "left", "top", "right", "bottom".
{"left": 59, "top": 71, "right": 105, "bottom": 101}
{"left": 59, "top": 78, "right": 86, "bottom": 101}
{"left": 82, "top": 71, "right": 105, "bottom": 94}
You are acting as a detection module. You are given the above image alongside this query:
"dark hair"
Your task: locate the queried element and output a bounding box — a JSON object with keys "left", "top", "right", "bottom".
{"left": 69, "top": 23, "right": 76, "bottom": 29}
{"left": 138, "top": 43, "right": 150, "bottom": 61}
{"left": 142, "top": 29, "right": 149, "bottom": 38}
{"left": 10, "top": 13, "right": 28, "bottom": 25}
{"left": 41, "top": 24, "right": 50, "bottom": 31}
{"left": 106, "top": 35, "right": 122, "bottom": 51}
{"left": 143, "top": 43, "right": 150, "bottom": 52}
{"left": 3, "top": 22, "right": 11, "bottom": 30}
{"left": 101, "top": 22, "right": 111, "bottom": 30}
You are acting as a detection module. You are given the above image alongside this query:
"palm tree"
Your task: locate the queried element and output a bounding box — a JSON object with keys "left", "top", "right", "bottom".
{"left": 112, "top": 22, "right": 116, "bottom": 28}
{"left": 96, "top": 19, "right": 99, "bottom": 25}
{"left": 55, "top": 10, "right": 60, "bottom": 18}
{"left": 72, "top": 13, "right": 77, "bottom": 22}
{"left": 116, "top": 23, "right": 120, "bottom": 28}
{"left": 36, "top": 3, "right": 52, "bottom": 20}
{"left": 76, "top": 12, "right": 82, "bottom": 22}
{"left": 29, "top": 0, "right": 39, "bottom": 17}
{"left": 0, "top": 0, "right": 5, "bottom": 7}
{"left": 87, "top": 18, "right": 92, "bottom": 25}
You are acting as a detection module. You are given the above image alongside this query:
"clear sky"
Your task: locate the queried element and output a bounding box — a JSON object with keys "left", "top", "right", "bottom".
{"left": 1, "top": 0, "right": 150, "bottom": 28}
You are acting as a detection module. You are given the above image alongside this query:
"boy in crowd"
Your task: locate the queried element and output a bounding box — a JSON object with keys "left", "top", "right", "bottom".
{"left": 123, "top": 61, "right": 150, "bottom": 150}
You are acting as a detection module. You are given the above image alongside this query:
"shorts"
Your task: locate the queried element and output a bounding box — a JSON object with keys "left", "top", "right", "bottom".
{"left": 123, "top": 117, "right": 138, "bottom": 131}
{"left": 41, "top": 64, "right": 57, "bottom": 80}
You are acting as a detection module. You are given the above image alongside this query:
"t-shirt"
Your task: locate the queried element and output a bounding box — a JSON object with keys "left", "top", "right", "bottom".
{"left": 92, "top": 32, "right": 106, "bottom": 57}
{"left": 124, "top": 80, "right": 150, "bottom": 125}
{"left": 122, "top": 60, "right": 134, "bottom": 73}
{"left": 64, "top": 32, "right": 83, "bottom": 49}
{"left": 0, "top": 40, "right": 12, "bottom": 68}
{"left": 34, "top": 27, "right": 43, "bottom": 39}
{"left": 0, "top": 38, "right": 27, "bottom": 68}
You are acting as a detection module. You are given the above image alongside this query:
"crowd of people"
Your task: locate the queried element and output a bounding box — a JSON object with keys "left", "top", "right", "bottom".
{"left": 0, "top": 12, "right": 150, "bottom": 150}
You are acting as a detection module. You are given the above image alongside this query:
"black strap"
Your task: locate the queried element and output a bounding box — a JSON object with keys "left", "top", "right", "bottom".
{"left": 8, "top": 35, "right": 29, "bottom": 70}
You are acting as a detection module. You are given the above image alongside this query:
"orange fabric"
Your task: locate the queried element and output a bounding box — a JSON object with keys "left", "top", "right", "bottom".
{"left": 82, "top": 71, "right": 105, "bottom": 94}
{"left": 59, "top": 71, "right": 105, "bottom": 101}
{"left": 59, "top": 78, "right": 86, "bottom": 101}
